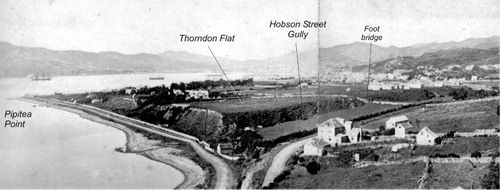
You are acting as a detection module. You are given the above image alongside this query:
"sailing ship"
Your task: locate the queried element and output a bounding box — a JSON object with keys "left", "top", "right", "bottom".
{"left": 28, "top": 73, "right": 52, "bottom": 81}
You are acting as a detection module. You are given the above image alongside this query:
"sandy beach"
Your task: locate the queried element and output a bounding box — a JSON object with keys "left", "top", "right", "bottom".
{"left": 18, "top": 97, "right": 205, "bottom": 189}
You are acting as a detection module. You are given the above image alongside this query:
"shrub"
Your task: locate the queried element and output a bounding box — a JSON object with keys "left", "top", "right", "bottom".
{"left": 306, "top": 161, "right": 321, "bottom": 174}
{"left": 382, "top": 128, "right": 395, "bottom": 136}
{"left": 338, "top": 151, "right": 353, "bottom": 166}
{"left": 471, "top": 151, "right": 482, "bottom": 158}
{"left": 442, "top": 131, "right": 456, "bottom": 138}
{"left": 435, "top": 137, "right": 443, "bottom": 145}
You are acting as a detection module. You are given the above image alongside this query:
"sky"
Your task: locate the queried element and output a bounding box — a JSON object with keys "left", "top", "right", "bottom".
{"left": 1, "top": 0, "right": 498, "bottom": 60}
{"left": 321, "top": 0, "right": 500, "bottom": 48}
{"left": 0, "top": 0, "right": 319, "bottom": 61}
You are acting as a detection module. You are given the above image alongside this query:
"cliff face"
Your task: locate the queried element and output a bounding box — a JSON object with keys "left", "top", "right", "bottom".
{"left": 162, "top": 105, "right": 232, "bottom": 142}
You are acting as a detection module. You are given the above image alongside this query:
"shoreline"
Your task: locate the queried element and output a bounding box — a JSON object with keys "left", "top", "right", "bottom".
{"left": 17, "top": 97, "right": 204, "bottom": 189}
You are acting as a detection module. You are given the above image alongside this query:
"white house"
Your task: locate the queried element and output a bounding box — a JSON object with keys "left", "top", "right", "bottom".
{"left": 416, "top": 127, "right": 439, "bottom": 146}
{"left": 395, "top": 122, "right": 413, "bottom": 138}
{"left": 318, "top": 118, "right": 357, "bottom": 145}
{"left": 303, "top": 138, "right": 328, "bottom": 156}
{"left": 347, "top": 127, "right": 362, "bottom": 143}
{"left": 318, "top": 118, "right": 346, "bottom": 144}
{"left": 386, "top": 115, "right": 410, "bottom": 129}
{"left": 124, "top": 88, "right": 135, "bottom": 95}
{"left": 471, "top": 75, "right": 478, "bottom": 81}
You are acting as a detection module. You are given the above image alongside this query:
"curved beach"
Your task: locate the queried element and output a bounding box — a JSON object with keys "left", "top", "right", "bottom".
{"left": 19, "top": 98, "right": 205, "bottom": 189}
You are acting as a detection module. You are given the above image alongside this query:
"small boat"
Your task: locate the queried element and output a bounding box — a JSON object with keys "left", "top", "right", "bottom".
{"left": 149, "top": 77, "right": 165, "bottom": 80}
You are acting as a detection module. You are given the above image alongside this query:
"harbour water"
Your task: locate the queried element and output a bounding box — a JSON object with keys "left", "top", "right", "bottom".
{"left": 0, "top": 73, "right": 209, "bottom": 188}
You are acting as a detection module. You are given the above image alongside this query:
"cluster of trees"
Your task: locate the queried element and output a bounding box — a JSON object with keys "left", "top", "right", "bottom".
{"left": 366, "top": 86, "right": 497, "bottom": 102}
{"left": 447, "top": 87, "right": 498, "bottom": 100}
{"left": 368, "top": 88, "right": 437, "bottom": 102}
{"left": 185, "top": 78, "right": 254, "bottom": 90}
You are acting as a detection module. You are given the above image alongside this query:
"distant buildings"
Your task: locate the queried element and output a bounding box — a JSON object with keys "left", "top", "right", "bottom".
{"left": 416, "top": 127, "right": 439, "bottom": 146}
{"left": 186, "top": 90, "right": 209, "bottom": 99}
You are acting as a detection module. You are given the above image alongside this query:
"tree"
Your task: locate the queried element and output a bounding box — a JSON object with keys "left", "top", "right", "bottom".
{"left": 382, "top": 128, "right": 395, "bottom": 136}
{"left": 306, "top": 161, "right": 320, "bottom": 174}
{"left": 170, "top": 82, "right": 180, "bottom": 90}
{"left": 471, "top": 151, "right": 482, "bottom": 159}
{"left": 378, "top": 125, "right": 385, "bottom": 132}
{"left": 434, "top": 137, "right": 442, "bottom": 145}
{"left": 179, "top": 82, "right": 187, "bottom": 93}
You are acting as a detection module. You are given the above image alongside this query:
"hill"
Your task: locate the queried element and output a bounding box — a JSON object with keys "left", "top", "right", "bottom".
{"left": 0, "top": 42, "right": 318, "bottom": 78}
{"left": 320, "top": 35, "right": 499, "bottom": 68}
{"left": 370, "top": 47, "right": 499, "bottom": 76}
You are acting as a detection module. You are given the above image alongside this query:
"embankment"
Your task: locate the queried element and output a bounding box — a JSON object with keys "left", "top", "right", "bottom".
{"left": 141, "top": 97, "right": 365, "bottom": 142}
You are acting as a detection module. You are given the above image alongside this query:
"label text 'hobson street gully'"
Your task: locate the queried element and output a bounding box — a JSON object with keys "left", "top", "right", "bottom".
{"left": 268, "top": 20, "right": 327, "bottom": 40}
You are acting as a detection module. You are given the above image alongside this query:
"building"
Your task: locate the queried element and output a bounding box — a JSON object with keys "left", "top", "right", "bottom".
{"left": 347, "top": 127, "right": 362, "bottom": 143}
{"left": 471, "top": 75, "right": 478, "bottom": 81}
{"left": 318, "top": 118, "right": 346, "bottom": 144}
{"left": 318, "top": 118, "right": 358, "bottom": 145}
{"left": 395, "top": 122, "right": 413, "bottom": 138}
{"left": 124, "top": 88, "right": 135, "bottom": 95}
{"left": 416, "top": 127, "right": 439, "bottom": 146}
{"left": 303, "top": 138, "right": 328, "bottom": 156}
{"left": 217, "top": 143, "right": 233, "bottom": 155}
{"left": 386, "top": 115, "right": 409, "bottom": 129}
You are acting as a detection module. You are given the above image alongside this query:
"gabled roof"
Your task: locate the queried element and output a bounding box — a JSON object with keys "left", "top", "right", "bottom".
{"left": 397, "top": 122, "right": 413, "bottom": 129}
{"left": 387, "top": 115, "right": 409, "bottom": 123}
{"left": 318, "top": 118, "right": 345, "bottom": 128}
{"left": 418, "top": 127, "right": 439, "bottom": 138}
{"left": 305, "top": 138, "right": 328, "bottom": 148}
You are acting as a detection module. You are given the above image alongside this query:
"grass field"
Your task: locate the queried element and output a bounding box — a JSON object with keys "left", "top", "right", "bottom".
{"left": 257, "top": 103, "right": 401, "bottom": 140}
{"left": 190, "top": 97, "right": 318, "bottom": 113}
{"left": 413, "top": 137, "right": 499, "bottom": 156}
{"left": 277, "top": 160, "right": 425, "bottom": 189}
{"left": 429, "top": 163, "right": 489, "bottom": 189}
{"left": 362, "top": 99, "right": 499, "bottom": 133}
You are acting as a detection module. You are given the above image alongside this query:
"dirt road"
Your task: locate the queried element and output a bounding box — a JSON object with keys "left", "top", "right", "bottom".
{"left": 261, "top": 137, "right": 312, "bottom": 187}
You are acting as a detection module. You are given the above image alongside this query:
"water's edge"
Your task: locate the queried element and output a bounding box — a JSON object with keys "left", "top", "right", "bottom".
{"left": 17, "top": 97, "right": 202, "bottom": 189}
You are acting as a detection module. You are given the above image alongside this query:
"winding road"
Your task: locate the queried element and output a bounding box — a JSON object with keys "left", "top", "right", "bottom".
{"left": 26, "top": 97, "right": 234, "bottom": 189}
{"left": 261, "top": 137, "right": 312, "bottom": 187}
